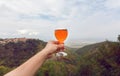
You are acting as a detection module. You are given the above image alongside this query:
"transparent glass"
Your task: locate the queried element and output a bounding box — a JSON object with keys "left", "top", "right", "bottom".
{"left": 54, "top": 28, "right": 68, "bottom": 56}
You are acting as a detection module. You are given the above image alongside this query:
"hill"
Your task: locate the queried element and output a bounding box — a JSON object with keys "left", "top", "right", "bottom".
{"left": 76, "top": 41, "right": 115, "bottom": 54}
{"left": 0, "top": 39, "right": 120, "bottom": 76}
{"left": 75, "top": 41, "right": 120, "bottom": 76}
{"left": 0, "top": 38, "right": 46, "bottom": 67}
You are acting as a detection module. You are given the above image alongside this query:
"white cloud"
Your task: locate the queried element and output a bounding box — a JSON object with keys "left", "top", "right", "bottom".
{"left": 105, "top": 0, "right": 120, "bottom": 9}
{"left": 0, "top": 0, "right": 120, "bottom": 42}
{"left": 17, "top": 29, "right": 28, "bottom": 35}
{"left": 17, "top": 29, "right": 39, "bottom": 36}
{"left": 0, "top": 32, "right": 9, "bottom": 36}
{"left": 0, "top": 0, "right": 68, "bottom": 19}
{"left": 28, "top": 32, "right": 38, "bottom": 36}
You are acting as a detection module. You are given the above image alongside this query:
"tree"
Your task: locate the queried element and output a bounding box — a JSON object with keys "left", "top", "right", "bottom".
{"left": 0, "top": 66, "right": 11, "bottom": 76}
{"left": 118, "top": 35, "right": 120, "bottom": 42}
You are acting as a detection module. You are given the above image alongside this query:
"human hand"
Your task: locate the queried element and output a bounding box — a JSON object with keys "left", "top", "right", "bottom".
{"left": 42, "top": 41, "right": 64, "bottom": 58}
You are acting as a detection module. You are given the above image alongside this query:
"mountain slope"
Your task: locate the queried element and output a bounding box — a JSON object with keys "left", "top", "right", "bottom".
{"left": 75, "top": 41, "right": 120, "bottom": 76}
{"left": 76, "top": 41, "right": 114, "bottom": 54}
{"left": 0, "top": 39, "right": 120, "bottom": 76}
{"left": 0, "top": 39, "right": 46, "bottom": 67}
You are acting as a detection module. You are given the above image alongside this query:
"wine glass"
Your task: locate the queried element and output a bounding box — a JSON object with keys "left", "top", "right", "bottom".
{"left": 54, "top": 28, "right": 68, "bottom": 56}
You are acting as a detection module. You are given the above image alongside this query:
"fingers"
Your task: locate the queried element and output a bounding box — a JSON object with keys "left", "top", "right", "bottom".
{"left": 49, "top": 40, "right": 60, "bottom": 44}
{"left": 48, "top": 40, "right": 64, "bottom": 50}
{"left": 59, "top": 44, "right": 65, "bottom": 50}
{"left": 56, "top": 44, "right": 65, "bottom": 52}
{"left": 45, "top": 40, "right": 65, "bottom": 57}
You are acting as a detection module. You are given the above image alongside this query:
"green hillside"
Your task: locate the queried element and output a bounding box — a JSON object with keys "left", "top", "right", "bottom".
{"left": 0, "top": 39, "right": 46, "bottom": 67}
{"left": 76, "top": 41, "right": 120, "bottom": 76}
{"left": 0, "top": 39, "right": 120, "bottom": 76}
{"left": 76, "top": 41, "right": 107, "bottom": 54}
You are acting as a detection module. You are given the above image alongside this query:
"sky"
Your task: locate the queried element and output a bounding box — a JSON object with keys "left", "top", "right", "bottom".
{"left": 0, "top": 0, "right": 120, "bottom": 44}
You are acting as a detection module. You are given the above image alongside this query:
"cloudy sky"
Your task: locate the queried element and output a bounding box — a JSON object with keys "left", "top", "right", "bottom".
{"left": 0, "top": 0, "right": 120, "bottom": 43}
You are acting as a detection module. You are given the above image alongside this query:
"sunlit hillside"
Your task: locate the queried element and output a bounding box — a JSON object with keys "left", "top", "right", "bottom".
{"left": 0, "top": 37, "right": 120, "bottom": 76}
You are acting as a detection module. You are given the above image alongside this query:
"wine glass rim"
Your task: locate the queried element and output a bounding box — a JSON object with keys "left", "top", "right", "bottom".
{"left": 55, "top": 28, "right": 68, "bottom": 30}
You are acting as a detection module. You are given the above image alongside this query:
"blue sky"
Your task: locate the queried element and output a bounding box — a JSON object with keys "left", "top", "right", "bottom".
{"left": 0, "top": 0, "right": 120, "bottom": 44}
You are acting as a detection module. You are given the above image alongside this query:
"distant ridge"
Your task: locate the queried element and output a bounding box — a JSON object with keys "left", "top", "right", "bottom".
{"left": 0, "top": 37, "right": 32, "bottom": 44}
{"left": 76, "top": 41, "right": 119, "bottom": 54}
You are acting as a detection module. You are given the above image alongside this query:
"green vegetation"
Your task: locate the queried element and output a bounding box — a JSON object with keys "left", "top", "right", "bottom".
{"left": 0, "top": 38, "right": 120, "bottom": 76}
{"left": 118, "top": 35, "right": 120, "bottom": 42}
{"left": 76, "top": 41, "right": 120, "bottom": 76}
{"left": 0, "top": 39, "right": 46, "bottom": 67}
{"left": 0, "top": 66, "right": 11, "bottom": 76}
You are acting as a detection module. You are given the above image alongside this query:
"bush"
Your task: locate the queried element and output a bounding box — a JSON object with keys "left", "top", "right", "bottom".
{"left": 0, "top": 66, "right": 11, "bottom": 76}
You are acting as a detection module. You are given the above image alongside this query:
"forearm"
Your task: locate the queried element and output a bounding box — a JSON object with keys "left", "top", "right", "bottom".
{"left": 4, "top": 41, "right": 63, "bottom": 76}
{"left": 4, "top": 49, "right": 48, "bottom": 76}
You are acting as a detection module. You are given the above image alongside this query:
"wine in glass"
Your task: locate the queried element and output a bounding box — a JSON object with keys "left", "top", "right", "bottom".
{"left": 54, "top": 28, "right": 68, "bottom": 56}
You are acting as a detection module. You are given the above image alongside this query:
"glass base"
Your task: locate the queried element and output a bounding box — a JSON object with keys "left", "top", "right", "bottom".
{"left": 56, "top": 52, "right": 67, "bottom": 57}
